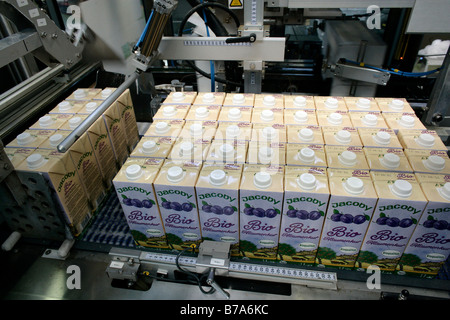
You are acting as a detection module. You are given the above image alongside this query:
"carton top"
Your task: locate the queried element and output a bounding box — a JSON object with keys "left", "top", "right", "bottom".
{"left": 284, "top": 166, "right": 329, "bottom": 194}
{"left": 284, "top": 95, "right": 315, "bottom": 109}
{"left": 144, "top": 120, "right": 185, "bottom": 138}
{"left": 16, "top": 148, "right": 73, "bottom": 173}
{"left": 66, "top": 88, "right": 102, "bottom": 101}
{"left": 327, "top": 169, "right": 377, "bottom": 199}
{"left": 196, "top": 163, "right": 243, "bottom": 190}
{"left": 317, "top": 110, "right": 353, "bottom": 127}
{"left": 349, "top": 111, "right": 389, "bottom": 128}
{"left": 357, "top": 128, "right": 403, "bottom": 149}
{"left": 284, "top": 109, "right": 318, "bottom": 125}
{"left": 185, "top": 105, "right": 221, "bottom": 121}
{"left": 38, "top": 130, "right": 71, "bottom": 150}
{"left": 49, "top": 100, "right": 86, "bottom": 114}
{"left": 251, "top": 124, "right": 287, "bottom": 143}
{"left": 322, "top": 126, "right": 362, "bottom": 146}
{"left": 251, "top": 108, "right": 284, "bottom": 125}
{"left": 363, "top": 147, "right": 413, "bottom": 172}
{"left": 223, "top": 93, "right": 255, "bottom": 107}
{"left": 215, "top": 121, "right": 253, "bottom": 141}
{"left": 29, "top": 114, "right": 72, "bottom": 130}
{"left": 314, "top": 96, "right": 348, "bottom": 111}
{"left": 404, "top": 149, "right": 450, "bottom": 174}
{"left": 113, "top": 157, "right": 165, "bottom": 184}
{"left": 162, "top": 92, "right": 197, "bottom": 105}
{"left": 382, "top": 112, "right": 427, "bottom": 130}
{"left": 92, "top": 87, "right": 118, "bottom": 101}
{"left": 205, "top": 140, "right": 248, "bottom": 164}
{"left": 153, "top": 105, "right": 191, "bottom": 120}
{"left": 218, "top": 106, "right": 253, "bottom": 122}
{"left": 286, "top": 125, "right": 324, "bottom": 145}
{"left": 240, "top": 164, "right": 284, "bottom": 191}
{"left": 397, "top": 129, "right": 448, "bottom": 151}
{"left": 375, "top": 98, "right": 414, "bottom": 113}
{"left": 154, "top": 160, "right": 203, "bottom": 187}
{"left": 325, "top": 145, "right": 369, "bottom": 170}
{"left": 130, "top": 136, "right": 175, "bottom": 158}
{"left": 193, "top": 92, "right": 226, "bottom": 106}
{"left": 254, "top": 94, "right": 284, "bottom": 108}
{"left": 6, "top": 129, "right": 53, "bottom": 149}
{"left": 370, "top": 171, "right": 427, "bottom": 201}
{"left": 344, "top": 97, "right": 380, "bottom": 111}
{"left": 179, "top": 120, "right": 218, "bottom": 141}
{"left": 415, "top": 173, "right": 450, "bottom": 203}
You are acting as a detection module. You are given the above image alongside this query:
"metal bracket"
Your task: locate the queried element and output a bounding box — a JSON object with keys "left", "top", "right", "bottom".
{"left": 332, "top": 61, "right": 391, "bottom": 86}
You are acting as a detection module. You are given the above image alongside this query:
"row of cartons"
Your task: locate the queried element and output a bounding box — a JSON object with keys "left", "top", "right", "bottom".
{"left": 3, "top": 88, "right": 139, "bottom": 237}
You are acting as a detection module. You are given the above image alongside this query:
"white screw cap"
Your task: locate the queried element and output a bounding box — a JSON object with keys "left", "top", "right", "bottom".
{"left": 335, "top": 130, "right": 352, "bottom": 144}
{"left": 228, "top": 108, "right": 242, "bottom": 120}
{"left": 258, "top": 147, "right": 274, "bottom": 164}
{"left": 356, "top": 98, "right": 371, "bottom": 109}
{"left": 58, "top": 101, "right": 72, "bottom": 112}
{"left": 86, "top": 102, "right": 99, "bottom": 113}
{"left": 126, "top": 164, "right": 144, "bottom": 181}
{"left": 69, "top": 117, "right": 82, "bottom": 129}
{"left": 254, "top": 171, "right": 272, "bottom": 189}
{"left": 101, "top": 89, "right": 113, "bottom": 98}
{"left": 226, "top": 125, "right": 241, "bottom": 139}
{"left": 179, "top": 142, "right": 195, "bottom": 157}
{"left": 163, "top": 106, "right": 177, "bottom": 117}
{"left": 263, "top": 95, "right": 276, "bottom": 106}
{"left": 209, "top": 169, "right": 227, "bottom": 186}
{"left": 195, "top": 107, "right": 210, "bottom": 119}
{"left": 362, "top": 114, "right": 379, "bottom": 126}
{"left": 298, "top": 128, "right": 314, "bottom": 142}
{"left": 17, "top": 132, "right": 35, "bottom": 146}
{"left": 344, "top": 177, "right": 365, "bottom": 195}
{"left": 167, "top": 166, "right": 185, "bottom": 183}
{"left": 74, "top": 89, "right": 86, "bottom": 99}
{"left": 399, "top": 115, "right": 415, "bottom": 128}
{"left": 155, "top": 122, "right": 170, "bottom": 134}
{"left": 39, "top": 116, "right": 54, "bottom": 128}
{"left": 389, "top": 99, "right": 405, "bottom": 111}
{"left": 294, "top": 110, "right": 308, "bottom": 123}
{"left": 293, "top": 96, "right": 307, "bottom": 107}
{"left": 373, "top": 131, "right": 391, "bottom": 145}
{"left": 298, "top": 148, "right": 315, "bottom": 163}
{"left": 202, "top": 93, "right": 216, "bottom": 103}
{"left": 438, "top": 182, "right": 450, "bottom": 201}
{"left": 391, "top": 180, "right": 413, "bottom": 198}
{"left": 338, "top": 151, "right": 358, "bottom": 166}
{"left": 220, "top": 143, "right": 235, "bottom": 160}
{"left": 416, "top": 133, "right": 436, "bottom": 147}
{"left": 27, "top": 154, "right": 47, "bottom": 170}
{"left": 49, "top": 134, "right": 64, "bottom": 148}
{"left": 142, "top": 141, "right": 159, "bottom": 154}
{"left": 424, "top": 155, "right": 446, "bottom": 172}
{"left": 233, "top": 94, "right": 245, "bottom": 104}
{"left": 327, "top": 113, "right": 343, "bottom": 125}
{"left": 325, "top": 98, "right": 339, "bottom": 109}
{"left": 190, "top": 123, "right": 203, "bottom": 137}
{"left": 172, "top": 92, "right": 185, "bottom": 102}
{"left": 260, "top": 110, "right": 275, "bottom": 122}
{"left": 297, "top": 173, "right": 317, "bottom": 190}
{"left": 380, "top": 153, "right": 400, "bottom": 169}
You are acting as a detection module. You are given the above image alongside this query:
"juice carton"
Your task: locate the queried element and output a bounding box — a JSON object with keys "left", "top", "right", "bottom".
{"left": 49, "top": 101, "right": 86, "bottom": 114}
{"left": 6, "top": 130, "right": 53, "bottom": 149}
{"left": 246, "top": 141, "right": 286, "bottom": 166}
{"left": 193, "top": 92, "right": 226, "bottom": 106}
{"left": 284, "top": 109, "right": 318, "bottom": 126}
{"left": 317, "top": 110, "right": 353, "bottom": 127}
{"left": 92, "top": 88, "right": 117, "bottom": 101}
{"left": 375, "top": 98, "right": 414, "bottom": 113}
{"left": 364, "top": 147, "right": 413, "bottom": 173}
{"left": 76, "top": 101, "right": 101, "bottom": 115}
{"left": 66, "top": 88, "right": 102, "bottom": 101}
{"left": 382, "top": 112, "right": 426, "bottom": 133}
{"left": 59, "top": 115, "right": 89, "bottom": 131}
{"left": 344, "top": 97, "right": 380, "bottom": 112}
{"left": 279, "top": 167, "right": 330, "bottom": 265}
{"left": 162, "top": 92, "right": 197, "bottom": 105}
{"left": 357, "top": 128, "right": 403, "bottom": 149}
{"left": 286, "top": 144, "right": 327, "bottom": 168}
{"left": 180, "top": 119, "right": 218, "bottom": 144}
{"left": 169, "top": 137, "right": 211, "bottom": 162}
{"left": 153, "top": 105, "right": 190, "bottom": 121}
{"left": 85, "top": 116, "right": 118, "bottom": 190}
{"left": 144, "top": 120, "right": 185, "bottom": 139}
{"left": 356, "top": 171, "right": 427, "bottom": 273}
{"left": 29, "top": 114, "right": 72, "bottom": 131}
{"left": 314, "top": 96, "right": 348, "bottom": 112}
{"left": 113, "top": 157, "right": 169, "bottom": 249}
{"left": 153, "top": 160, "right": 203, "bottom": 250}
{"left": 102, "top": 102, "right": 129, "bottom": 166}
{"left": 185, "top": 105, "right": 221, "bottom": 122}
{"left": 322, "top": 126, "right": 362, "bottom": 147}
{"left": 5, "top": 147, "right": 36, "bottom": 169}
{"left": 130, "top": 137, "right": 175, "bottom": 159}
{"left": 316, "top": 169, "right": 378, "bottom": 269}
{"left": 46, "top": 131, "right": 106, "bottom": 211}
{"left": 325, "top": 145, "right": 369, "bottom": 170}
{"left": 287, "top": 125, "right": 324, "bottom": 145}
{"left": 114, "top": 89, "right": 140, "bottom": 152}
{"left": 239, "top": 164, "right": 284, "bottom": 260}
{"left": 250, "top": 124, "right": 287, "bottom": 144}
{"left": 195, "top": 163, "right": 243, "bottom": 256}
{"left": 218, "top": 107, "right": 253, "bottom": 123}
{"left": 349, "top": 111, "right": 389, "bottom": 129}
{"left": 254, "top": 94, "right": 284, "bottom": 108}
{"left": 16, "top": 148, "right": 91, "bottom": 236}
{"left": 205, "top": 140, "right": 248, "bottom": 164}
{"left": 251, "top": 108, "right": 284, "bottom": 125}
{"left": 284, "top": 95, "right": 315, "bottom": 109}
{"left": 397, "top": 129, "right": 448, "bottom": 152}
{"left": 404, "top": 149, "right": 450, "bottom": 174}
{"left": 214, "top": 122, "right": 253, "bottom": 142}
{"left": 223, "top": 93, "right": 255, "bottom": 107}
{"left": 396, "top": 173, "right": 450, "bottom": 278}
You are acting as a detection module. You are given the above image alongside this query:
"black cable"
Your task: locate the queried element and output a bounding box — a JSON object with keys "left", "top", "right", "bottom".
{"left": 175, "top": 246, "right": 216, "bottom": 295}
{"left": 177, "top": 2, "right": 244, "bottom": 88}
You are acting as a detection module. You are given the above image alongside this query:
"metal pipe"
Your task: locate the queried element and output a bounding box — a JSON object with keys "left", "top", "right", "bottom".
{"left": 57, "top": 70, "right": 141, "bottom": 153}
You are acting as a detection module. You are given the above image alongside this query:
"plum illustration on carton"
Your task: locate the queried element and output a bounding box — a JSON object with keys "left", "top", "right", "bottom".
{"left": 396, "top": 173, "right": 450, "bottom": 278}
{"left": 279, "top": 167, "right": 330, "bottom": 265}
{"left": 153, "top": 160, "right": 203, "bottom": 251}
{"left": 356, "top": 172, "right": 427, "bottom": 273}
{"left": 316, "top": 169, "right": 377, "bottom": 269}
{"left": 239, "top": 165, "right": 284, "bottom": 260}
{"left": 113, "top": 158, "right": 169, "bottom": 249}
{"left": 195, "top": 163, "right": 243, "bottom": 256}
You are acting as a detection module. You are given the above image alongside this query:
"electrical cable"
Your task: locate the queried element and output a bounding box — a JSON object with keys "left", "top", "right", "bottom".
{"left": 177, "top": 1, "right": 244, "bottom": 87}
{"left": 175, "top": 246, "right": 216, "bottom": 295}
{"left": 136, "top": 9, "right": 155, "bottom": 48}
